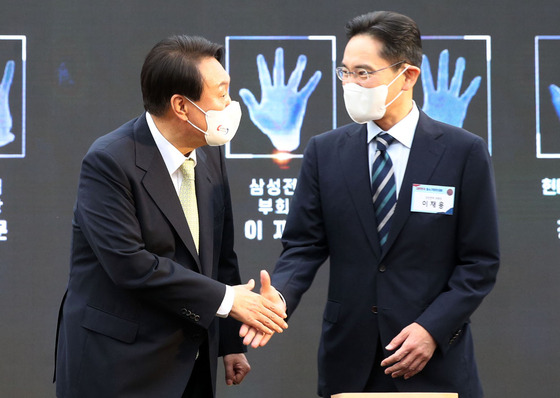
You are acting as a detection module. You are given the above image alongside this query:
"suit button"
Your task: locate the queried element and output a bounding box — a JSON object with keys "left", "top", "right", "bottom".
{"left": 371, "top": 306, "right": 378, "bottom": 314}
{"left": 379, "top": 264, "right": 386, "bottom": 272}
{"left": 181, "top": 308, "right": 188, "bottom": 316}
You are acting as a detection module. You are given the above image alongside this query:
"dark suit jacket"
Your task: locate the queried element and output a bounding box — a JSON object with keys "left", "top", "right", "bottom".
{"left": 55, "top": 114, "right": 244, "bottom": 397}
{"left": 272, "top": 110, "right": 499, "bottom": 398}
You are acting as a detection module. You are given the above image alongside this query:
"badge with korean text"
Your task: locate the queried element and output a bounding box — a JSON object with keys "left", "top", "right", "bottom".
{"left": 410, "top": 184, "right": 455, "bottom": 215}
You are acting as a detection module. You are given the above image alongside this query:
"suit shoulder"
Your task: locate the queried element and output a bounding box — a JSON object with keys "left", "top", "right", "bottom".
{"left": 196, "top": 144, "right": 225, "bottom": 172}
{"left": 309, "top": 122, "right": 363, "bottom": 146}
{"left": 197, "top": 144, "right": 223, "bottom": 159}
{"left": 87, "top": 117, "right": 140, "bottom": 157}
{"left": 422, "top": 114, "right": 487, "bottom": 149}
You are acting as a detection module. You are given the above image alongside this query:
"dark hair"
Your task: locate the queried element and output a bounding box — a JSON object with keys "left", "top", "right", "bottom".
{"left": 141, "top": 35, "right": 224, "bottom": 116}
{"left": 345, "top": 11, "right": 422, "bottom": 69}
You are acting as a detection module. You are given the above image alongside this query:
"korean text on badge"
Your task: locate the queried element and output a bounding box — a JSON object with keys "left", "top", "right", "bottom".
{"left": 410, "top": 184, "right": 455, "bottom": 215}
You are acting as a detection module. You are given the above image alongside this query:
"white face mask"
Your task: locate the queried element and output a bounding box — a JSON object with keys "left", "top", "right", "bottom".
{"left": 342, "top": 65, "right": 409, "bottom": 124}
{"left": 185, "top": 98, "right": 242, "bottom": 146}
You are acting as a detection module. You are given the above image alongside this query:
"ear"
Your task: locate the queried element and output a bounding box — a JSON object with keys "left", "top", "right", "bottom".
{"left": 402, "top": 65, "right": 421, "bottom": 91}
{"left": 170, "top": 94, "right": 189, "bottom": 121}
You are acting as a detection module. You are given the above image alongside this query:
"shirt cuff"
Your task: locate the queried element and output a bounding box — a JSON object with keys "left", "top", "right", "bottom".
{"left": 277, "top": 290, "right": 286, "bottom": 307}
{"left": 216, "top": 285, "right": 235, "bottom": 318}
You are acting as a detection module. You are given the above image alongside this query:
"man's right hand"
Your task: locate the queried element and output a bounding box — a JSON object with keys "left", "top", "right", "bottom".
{"left": 230, "top": 276, "right": 288, "bottom": 335}
{"left": 239, "top": 270, "right": 286, "bottom": 347}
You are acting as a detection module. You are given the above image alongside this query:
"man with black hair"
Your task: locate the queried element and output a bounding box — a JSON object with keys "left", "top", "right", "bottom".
{"left": 55, "top": 35, "right": 288, "bottom": 398}
{"left": 242, "top": 11, "right": 499, "bottom": 398}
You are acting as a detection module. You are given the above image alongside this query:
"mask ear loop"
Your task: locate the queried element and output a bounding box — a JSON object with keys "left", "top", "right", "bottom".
{"left": 387, "top": 64, "right": 410, "bottom": 87}
{"left": 184, "top": 96, "right": 208, "bottom": 116}
{"left": 184, "top": 96, "right": 209, "bottom": 135}
{"left": 384, "top": 65, "right": 410, "bottom": 108}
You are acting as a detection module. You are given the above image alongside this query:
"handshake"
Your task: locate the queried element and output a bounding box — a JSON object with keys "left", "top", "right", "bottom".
{"left": 231, "top": 270, "right": 287, "bottom": 348}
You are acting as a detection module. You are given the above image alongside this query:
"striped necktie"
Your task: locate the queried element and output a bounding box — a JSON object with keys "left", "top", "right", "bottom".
{"left": 179, "top": 159, "right": 199, "bottom": 253}
{"left": 371, "top": 133, "right": 397, "bottom": 251}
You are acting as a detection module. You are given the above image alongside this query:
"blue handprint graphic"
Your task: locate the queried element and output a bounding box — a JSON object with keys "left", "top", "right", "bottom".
{"left": 421, "top": 49, "right": 481, "bottom": 128}
{"left": 239, "top": 47, "right": 322, "bottom": 152}
{"left": 0, "top": 60, "right": 15, "bottom": 147}
{"left": 549, "top": 84, "right": 560, "bottom": 122}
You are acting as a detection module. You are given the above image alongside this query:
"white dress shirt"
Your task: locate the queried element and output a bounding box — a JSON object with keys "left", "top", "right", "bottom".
{"left": 146, "top": 112, "right": 234, "bottom": 318}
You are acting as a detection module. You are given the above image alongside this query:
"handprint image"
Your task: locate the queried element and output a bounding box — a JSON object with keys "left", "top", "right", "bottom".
{"left": 549, "top": 84, "right": 560, "bottom": 122}
{"left": 239, "top": 47, "right": 322, "bottom": 152}
{"left": 0, "top": 60, "right": 15, "bottom": 147}
{"left": 421, "top": 49, "right": 481, "bottom": 128}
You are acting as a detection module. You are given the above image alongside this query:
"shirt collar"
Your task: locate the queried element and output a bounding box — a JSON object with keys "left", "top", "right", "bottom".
{"left": 366, "top": 100, "right": 419, "bottom": 148}
{"left": 146, "top": 112, "right": 197, "bottom": 175}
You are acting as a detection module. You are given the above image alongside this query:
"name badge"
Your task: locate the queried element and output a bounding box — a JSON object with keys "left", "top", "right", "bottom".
{"left": 410, "top": 184, "right": 455, "bottom": 215}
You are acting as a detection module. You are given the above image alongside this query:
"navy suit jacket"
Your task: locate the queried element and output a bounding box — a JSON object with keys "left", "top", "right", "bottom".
{"left": 272, "top": 110, "right": 499, "bottom": 398}
{"left": 55, "top": 114, "right": 244, "bottom": 397}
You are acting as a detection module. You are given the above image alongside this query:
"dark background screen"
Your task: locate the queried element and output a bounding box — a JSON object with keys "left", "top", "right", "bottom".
{"left": 0, "top": 1, "right": 558, "bottom": 397}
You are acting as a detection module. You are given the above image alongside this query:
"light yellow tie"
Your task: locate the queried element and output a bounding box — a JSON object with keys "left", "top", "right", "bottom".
{"left": 179, "top": 159, "right": 199, "bottom": 253}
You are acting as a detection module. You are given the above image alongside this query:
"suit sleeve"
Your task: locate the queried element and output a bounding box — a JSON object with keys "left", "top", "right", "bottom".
{"left": 75, "top": 147, "right": 226, "bottom": 330}
{"left": 272, "top": 137, "right": 330, "bottom": 317}
{"left": 415, "top": 136, "right": 500, "bottom": 352}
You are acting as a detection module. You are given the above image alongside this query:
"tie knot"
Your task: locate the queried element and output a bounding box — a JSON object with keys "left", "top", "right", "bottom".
{"left": 376, "top": 133, "right": 394, "bottom": 151}
{"left": 180, "top": 159, "right": 195, "bottom": 180}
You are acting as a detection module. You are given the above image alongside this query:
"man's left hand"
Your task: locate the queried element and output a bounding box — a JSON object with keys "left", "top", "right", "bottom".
{"left": 381, "top": 322, "right": 437, "bottom": 380}
{"left": 223, "top": 353, "right": 251, "bottom": 386}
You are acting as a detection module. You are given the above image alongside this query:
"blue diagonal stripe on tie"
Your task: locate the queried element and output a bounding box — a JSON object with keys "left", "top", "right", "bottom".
{"left": 371, "top": 133, "right": 397, "bottom": 253}
{"left": 371, "top": 158, "right": 386, "bottom": 183}
{"left": 375, "top": 184, "right": 396, "bottom": 216}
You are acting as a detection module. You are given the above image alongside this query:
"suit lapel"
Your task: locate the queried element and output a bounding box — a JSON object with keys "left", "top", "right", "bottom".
{"left": 338, "top": 124, "right": 382, "bottom": 260}
{"left": 382, "top": 111, "right": 446, "bottom": 256}
{"left": 133, "top": 115, "right": 202, "bottom": 272}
